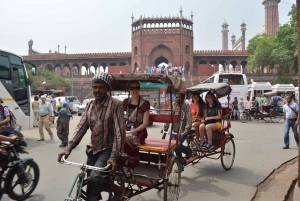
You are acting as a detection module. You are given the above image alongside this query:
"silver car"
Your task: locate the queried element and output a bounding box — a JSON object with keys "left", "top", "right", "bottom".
{"left": 77, "top": 98, "right": 95, "bottom": 116}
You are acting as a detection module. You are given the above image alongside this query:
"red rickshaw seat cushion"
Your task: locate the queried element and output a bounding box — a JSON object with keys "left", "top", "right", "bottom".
{"left": 140, "top": 138, "right": 177, "bottom": 153}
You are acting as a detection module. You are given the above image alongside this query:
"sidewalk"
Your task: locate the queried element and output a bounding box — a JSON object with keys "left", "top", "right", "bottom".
{"left": 253, "top": 157, "right": 298, "bottom": 201}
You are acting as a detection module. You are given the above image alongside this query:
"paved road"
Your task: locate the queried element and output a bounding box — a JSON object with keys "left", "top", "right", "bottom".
{"left": 2, "top": 116, "right": 298, "bottom": 201}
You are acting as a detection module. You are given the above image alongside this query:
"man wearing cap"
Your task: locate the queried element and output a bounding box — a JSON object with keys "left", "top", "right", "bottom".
{"left": 58, "top": 72, "right": 126, "bottom": 200}
{"left": 0, "top": 98, "right": 11, "bottom": 133}
{"left": 37, "top": 95, "right": 54, "bottom": 141}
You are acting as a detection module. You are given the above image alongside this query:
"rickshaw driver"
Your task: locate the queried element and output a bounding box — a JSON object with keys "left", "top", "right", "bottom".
{"left": 162, "top": 93, "right": 193, "bottom": 166}
{"left": 58, "top": 72, "right": 126, "bottom": 201}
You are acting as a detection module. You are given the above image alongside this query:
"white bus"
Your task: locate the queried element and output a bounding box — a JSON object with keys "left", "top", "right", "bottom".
{"left": 0, "top": 49, "right": 36, "bottom": 130}
{"left": 202, "top": 72, "right": 248, "bottom": 107}
{"left": 248, "top": 82, "right": 272, "bottom": 100}
{"left": 272, "top": 84, "right": 295, "bottom": 98}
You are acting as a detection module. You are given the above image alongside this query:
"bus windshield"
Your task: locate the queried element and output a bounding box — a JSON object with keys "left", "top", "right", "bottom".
{"left": 219, "top": 74, "right": 244, "bottom": 85}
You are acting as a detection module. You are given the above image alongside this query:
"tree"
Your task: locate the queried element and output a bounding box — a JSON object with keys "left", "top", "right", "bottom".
{"left": 273, "top": 76, "right": 294, "bottom": 84}
{"left": 247, "top": 4, "right": 297, "bottom": 75}
{"left": 25, "top": 64, "right": 71, "bottom": 90}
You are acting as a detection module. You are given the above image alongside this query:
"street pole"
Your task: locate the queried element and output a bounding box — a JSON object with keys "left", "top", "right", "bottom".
{"left": 71, "top": 68, "right": 73, "bottom": 96}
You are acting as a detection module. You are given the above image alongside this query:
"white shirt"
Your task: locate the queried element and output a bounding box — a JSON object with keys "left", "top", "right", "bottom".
{"left": 283, "top": 101, "right": 298, "bottom": 119}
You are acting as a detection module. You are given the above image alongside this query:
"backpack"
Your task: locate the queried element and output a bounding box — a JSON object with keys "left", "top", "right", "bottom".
{"left": 2, "top": 106, "right": 17, "bottom": 128}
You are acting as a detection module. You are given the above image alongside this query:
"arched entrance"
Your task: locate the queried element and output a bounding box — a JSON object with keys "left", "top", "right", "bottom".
{"left": 155, "top": 56, "right": 169, "bottom": 67}
{"left": 150, "top": 44, "right": 173, "bottom": 67}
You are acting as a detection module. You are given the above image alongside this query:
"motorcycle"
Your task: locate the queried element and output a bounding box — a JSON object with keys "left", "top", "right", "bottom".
{"left": 0, "top": 126, "right": 40, "bottom": 200}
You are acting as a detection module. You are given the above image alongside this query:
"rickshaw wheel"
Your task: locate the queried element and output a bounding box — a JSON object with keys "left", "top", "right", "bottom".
{"left": 240, "top": 112, "right": 250, "bottom": 123}
{"left": 263, "top": 115, "right": 271, "bottom": 122}
{"left": 163, "top": 157, "right": 181, "bottom": 201}
{"left": 271, "top": 111, "right": 281, "bottom": 123}
{"left": 221, "top": 138, "right": 235, "bottom": 171}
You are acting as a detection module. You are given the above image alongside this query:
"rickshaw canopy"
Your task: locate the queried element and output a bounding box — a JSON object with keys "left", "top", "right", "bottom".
{"left": 186, "top": 83, "right": 232, "bottom": 98}
{"left": 110, "top": 73, "right": 186, "bottom": 93}
{"left": 263, "top": 91, "right": 277, "bottom": 97}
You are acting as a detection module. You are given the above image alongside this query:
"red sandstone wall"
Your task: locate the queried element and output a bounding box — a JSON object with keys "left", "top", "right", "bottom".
{"left": 108, "top": 66, "right": 130, "bottom": 74}
{"left": 197, "top": 64, "right": 215, "bottom": 76}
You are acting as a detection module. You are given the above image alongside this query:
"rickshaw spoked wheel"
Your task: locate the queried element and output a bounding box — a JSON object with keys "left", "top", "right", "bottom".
{"left": 163, "top": 156, "right": 181, "bottom": 201}
{"left": 221, "top": 137, "right": 236, "bottom": 171}
{"left": 270, "top": 111, "right": 281, "bottom": 123}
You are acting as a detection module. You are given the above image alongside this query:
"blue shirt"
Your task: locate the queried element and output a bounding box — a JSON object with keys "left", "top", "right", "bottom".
{"left": 38, "top": 102, "right": 52, "bottom": 116}
{"left": 62, "top": 100, "right": 70, "bottom": 107}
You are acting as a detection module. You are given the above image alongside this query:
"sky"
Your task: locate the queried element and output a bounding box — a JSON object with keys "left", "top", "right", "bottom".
{"left": 0, "top": 0, "right": 296, "bottom": 56}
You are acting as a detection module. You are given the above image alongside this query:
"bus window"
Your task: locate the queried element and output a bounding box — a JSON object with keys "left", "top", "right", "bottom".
{"left": 13, "top": 68, "right": 26, "bottom": 87}
{"left": 9, "top": 54, "right": 23, "bottom": 66}
{"left": 0, "top": 56, "right": 10, "bottom": 79}
{"left": 219, "top": 75, "right": 244, "bottom": 85}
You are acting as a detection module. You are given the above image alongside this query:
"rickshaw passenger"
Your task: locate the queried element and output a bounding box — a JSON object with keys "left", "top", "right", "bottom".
{"left": 162, "top": 93, "right": 193, "bottom": 165}
{"left": 199, "top": 92, "right": 222, "bottom": 151}
{"left": 189, "top": 93, "right": 205, "bottom": 142}
{"left": 262, "top": 95, "right": 273, "bottom": 113}
{"left": 122, "top": 81, "right": 150, "bottom": 176}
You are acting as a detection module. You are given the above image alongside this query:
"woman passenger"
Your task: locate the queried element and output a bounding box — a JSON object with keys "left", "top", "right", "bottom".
{"left": 199, "top": 92, "right": 222, "bottom": 151}
{"left": 189, "top": 93, "right": 205, "bottom": 142}
{"left": 122, "top": 81, "right": 150, "bottom": 176}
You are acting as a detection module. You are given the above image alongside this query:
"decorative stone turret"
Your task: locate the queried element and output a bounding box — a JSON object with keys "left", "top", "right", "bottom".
{"left": 222, "top": 20, "right": 229, "bottom": 50}
{"left": 262, "top": 0, "right": 281, "bottom": 36}
{"left": 28, "top": 39, "right": 33, "bottom": 55}
{"left": 231, "top": 33, "right": 236, "bottom": 46}
{"left": 241, "top": 21, "right": 246, "bottom": 50}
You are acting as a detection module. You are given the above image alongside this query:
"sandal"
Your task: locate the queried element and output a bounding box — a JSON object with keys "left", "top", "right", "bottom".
{"left": 125, "top": 169, "right": 134, "bottom": 178}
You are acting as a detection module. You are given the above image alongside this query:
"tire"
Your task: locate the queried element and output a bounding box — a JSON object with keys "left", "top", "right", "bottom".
{"left": 263, "top": 114, "right": 271, "bottom": 122}
{"left": 221, "top": 138, "right": 235, "bottom": 171}
{"left": 78, "top": 113, "right": 82, "bottom": 116}
{"left": 6, "top": 160, "right": 40, "bottom": 200}
{"left": 240, "top": 112, "right": 250, "bottom": 123}
{"left": 271, "top": 111, "right": 281, "bottom": 123}
{"left": 148, "top": 122, "right": 153, "bottom": 126}
{"left": 163, "top": 157, "right": 181, "bottom": 201}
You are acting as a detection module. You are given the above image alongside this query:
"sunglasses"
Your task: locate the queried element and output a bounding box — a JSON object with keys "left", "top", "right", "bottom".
{"left": 129, "top": 86, "right": 140, "bottom": 90}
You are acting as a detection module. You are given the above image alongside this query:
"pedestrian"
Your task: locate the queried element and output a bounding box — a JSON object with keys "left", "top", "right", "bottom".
{"left": 56, "top": 98, "right": 62, "bottom": 112}
{"left": 62, "top": 97, "right": 70, "bottom": 107}
{"left": 282, "top": 94, "right": 299, "bottom": 149}
{"left": 272, "top": 94, "right": 282, "bottom": 108}
{"left": 32, "top": 95, "right": 40, "bottom": 127}
{"left": 244, "top": 96, "right": 251, "bottom": 110}
{"left": 238, "top": 97, "right": 244, "bottom": 120}
{"left": 56, "top": 102, "right": 72, "bottom": 147}
{"left": 122, "top": 80, "right": 150, "bottom": 176}
{"left": 57, "top": 72, "right": 126, "bottom": 200}
{"left": 51, "top": 94, "right": 57, "bottom": 123}
{"left": 37, "top": 95, "right": 54, "bottom": 141}
{"left": 232, "top": 97, "right": 239, "bottom": 120}
{"left": 0, "top": 97, "right": 11, "bottom": 133}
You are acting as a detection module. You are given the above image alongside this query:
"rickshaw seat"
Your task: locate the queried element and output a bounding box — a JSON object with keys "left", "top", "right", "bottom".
{"left": 140, "top": 138, "right": 177, "bottom": 153}
{"left": 149, "top": 114, "right": 179, "bottom": 123}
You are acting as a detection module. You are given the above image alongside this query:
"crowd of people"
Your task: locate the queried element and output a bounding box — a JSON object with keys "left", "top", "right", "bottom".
{"left": 142, "top": 65, "right": 187, "bottom": 76}
{"left": 32, "top": 94, "right": 73, "bottom": 147}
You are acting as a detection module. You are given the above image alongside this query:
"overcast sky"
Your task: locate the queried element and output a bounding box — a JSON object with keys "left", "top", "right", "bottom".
{"left": 0, "top": 0, "right": 296, "bottom": 56}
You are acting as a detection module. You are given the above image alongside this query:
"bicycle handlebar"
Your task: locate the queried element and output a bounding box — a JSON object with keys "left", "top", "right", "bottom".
{"left": 60, "top": 155, "right": 111, "bottom": 172}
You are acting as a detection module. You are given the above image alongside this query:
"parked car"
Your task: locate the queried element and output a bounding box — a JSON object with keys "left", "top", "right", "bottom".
{"left": 77, "top": 98, "right": 95, "bottom": 116}
{"left": 112, "top": 95, "right": 157, "bottom": 126}
{"left": 55, "top": 96, "right": 81, "bottom": 113}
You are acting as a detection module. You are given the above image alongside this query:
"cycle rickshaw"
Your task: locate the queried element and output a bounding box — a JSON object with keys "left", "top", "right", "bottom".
{"left": 240, "top": 91, "right": 282, "bottom": 123}
{"left": 61, "top": 74, "right": 186, "bottom": 201}
{"left": 184, "top": 83, "right": 236, "bottom": 170}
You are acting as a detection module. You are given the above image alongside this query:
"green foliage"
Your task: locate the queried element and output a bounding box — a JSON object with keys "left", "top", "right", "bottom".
{"left": 273, "top": 76, "right": 294, "bottom": 84}
{"left": 247, "top": 4, "right": 297, "bottom": 75}
{"left": 25, "top": 64, "right": 71, "bottom": 90}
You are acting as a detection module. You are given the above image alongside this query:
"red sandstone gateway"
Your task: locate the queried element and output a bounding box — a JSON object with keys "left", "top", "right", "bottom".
{"left": 61, "top": 74, "right": 186, "bottom": 201}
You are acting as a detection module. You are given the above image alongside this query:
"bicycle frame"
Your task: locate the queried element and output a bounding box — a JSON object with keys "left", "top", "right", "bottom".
{"left": 60, "top": 156, "right": 111, "bottom": 201}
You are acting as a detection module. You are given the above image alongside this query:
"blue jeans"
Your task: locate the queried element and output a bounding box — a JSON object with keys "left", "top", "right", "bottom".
{"left": 172, "top": 133, "right": 190, "bottom": 159}
{"left": 284, "top": 119, "right": 299, "bottom": 146}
